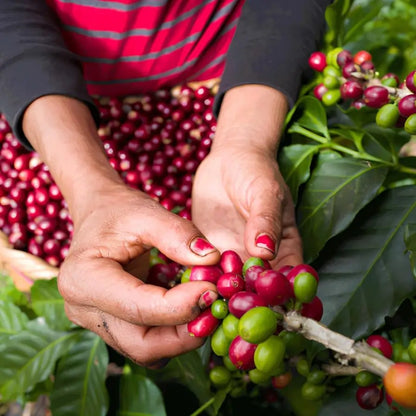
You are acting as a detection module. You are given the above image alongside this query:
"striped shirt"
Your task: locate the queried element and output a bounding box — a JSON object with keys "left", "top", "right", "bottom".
{"left": 46, "top": 0, "right": 244, "bottom": 96}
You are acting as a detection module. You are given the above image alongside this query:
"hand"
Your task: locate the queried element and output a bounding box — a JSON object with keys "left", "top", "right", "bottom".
{"left": 192, "top": 142, "right": 303, "bottom": 269}
{"left": 58, "top": 184, "right": 221, "bottom": 367}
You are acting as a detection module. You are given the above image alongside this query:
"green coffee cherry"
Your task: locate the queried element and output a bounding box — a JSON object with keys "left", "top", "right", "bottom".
{"left": 405, "top": 113, "right": 416, "bottom": 134}
{"left": 209, "top": 366, "right": 232, "bottom": 388}
{"left": 355, "top": 370, "right": 378, "bottom": 387}
{"left": 322, "top": 89, "right": 341, "bottom": 106}
{"left": 376, "top": 103, "right": 400, "bottom": 128}
{"left": 211, "top": 299, "right": 228, "bottom": 319}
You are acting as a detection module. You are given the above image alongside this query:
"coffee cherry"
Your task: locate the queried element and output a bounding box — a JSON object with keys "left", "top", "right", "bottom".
{"left": 254, "top": 270, "right": 292, "bottom": 306}
{"left": 340, "top": 80, "right": 364, "bottom": 100}
{"left": 356, "top": 384, "right": 383, "bottom": 410}
{"left": 238, "top": 306, "right": 278, "bottom": 344}
{"left": 342, "top": 62, "right": 361, "bottom": 79}
{"left": 211, "top": 325, "right": 232, "bottom": 357}
{"left": 405, "top": 113, "right": 416, "bottom": 134}
{"left": 211, "top": 299, "right": 228, "bottom": 319}
{"left": 398, "top": 94, "right": 416, "bottom": 117}
{"left": 216, "top": 272, "right": 245, "bottom": 299}
{"left": 381, "top": 72, "right": 400, "bottom": 88}
{"left": 408, "top": 338, "right": 416, "bottom": 363}
{"left": 228, "top": 291, "right": 267, "bottom": 318}
{"left": 336, "top": 49, "right": 353, "bottom": 67}
{"left": 209, "top": 366, "right": 232, "bottom": 388}
{"left": 376, "top": 104, "right": 400, "bottom": 128}
{"left": 293, "top": 272, "right": 318, "bottom": 303}
{"left": 222, "top": 314, "right": 240, "bottom": 340}
{"left": 313, "top": 83, "right": 328, "bottom": 100}
{"left": 228, "top": 335, "right": 257, "bottom": 370}
{"left": 254, "top": 335, "right": 286, "bottom": 374}
{"left": 220, "top": 250, "right": 243, "bottom": 275}
{"left": 271, "top": 371, "right": 292, "bottom": 389}
{"left": 366, "top": 334, "right": 393, "bottom": 358}
{"left": 296, "top": 358, "right": 310, "bottom": 377}
{"left": 307, "top": 369, "right": 326, "bottom": 385}
{"left": 301, "top": 382, "right": 326, "bottom": 401}
{"left": 300, "top": 296, "right": 324, "bottom": 321}
{"left": 363, "top": 86, "right": 390, "bottom": 108}
{"left": 249, "top": 368, "right": 272, "bottom": 385}
{"left": 322, "top": 89, "right": 341, "bottom": 106}
{"left": 355, "top": 370, "right": 378, "bottom": 387}
{"left": 189, "top": 265, "right": 222, "bottom": 284}
{"left": 384, "top": 362, "right": 416, "bottom": 409}
{"left": 405, "top": 70, "right": 416, "bottom": 94}
{"left": 308, "top": 52, "right": 327, "bottom": 72}
{"left": 326, "top": 47, "right": 343, "bottom": 67}
{"left": 242, "top": 256, "right": 270, "bottom": 276}
{"left": 353, "top": 50, "right": 372, "bottom": 65}
{"left": 187, "top": 309, "right": 219, "bottom": 337}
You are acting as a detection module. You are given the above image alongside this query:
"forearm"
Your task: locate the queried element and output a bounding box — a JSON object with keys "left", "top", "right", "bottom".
{"left": 22, "top": 95, "right": 124, "bottom": 225}
{"left": 212, "top": 84, "right": 288, "bottom": 155}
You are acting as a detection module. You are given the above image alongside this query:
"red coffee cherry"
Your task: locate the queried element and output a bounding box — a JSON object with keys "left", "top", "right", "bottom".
{"left": 300, "top": 296, "right": 324, "bottom": 321}
{"left": 336, "top": 49, "right": 353, "bottom": 67}
{"left": 313, "top": 83, "right": 328, "bottom": 100}
{"left": 228, "top": 335, "right": 257, "bottom": 370}
{"left": 366, "top": 334, "right": 393, "bottom": 359}
{"left": 187, "top": 309, "right": 219, "bottom": 337}
{"left": 356, "top": 384, "right": 384, "bottom": 410}
{"left": 354, "top": 50, "right": 372, "bottom": 65}
{"left": 254, "top": 270, "right": 292, "bottom": 306}
{"left": 216, "top": 272, "right": 245, "bottom": 299}
{"left": 228, "top": 291, "right": 267, "bottom": 318}
{"left": 308, "top": 52, "right": 327, "bottom": 72}
{"left": 398, "top": 94, "right": 416, "bottom": 117}
{"left": 405, "top": 70, "right": 416, "bottom": 94}
{"left": 341, "top": 80, "right": 364, "bottom": 100}
{"left": 363, "top": 86, "right": 390, "bottom": 108}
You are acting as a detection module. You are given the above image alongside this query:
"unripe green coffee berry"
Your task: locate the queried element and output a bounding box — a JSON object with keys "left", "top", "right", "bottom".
{"left": 211, "top": 299, "right": 228, "bottom": 319}
{"left": 376, "top": 103, "right": 400, "bottom": 128}
{"left": 355, "top": 370, "right": 378, "bottom": 387}
{"left": 322, "top": 89, "right": 341, "bottom": 106}
{"left": 293, "top": 272, "right": 318, "bottom": 304}
{"left": 209, "top": 366, "right": 232, "bottom": 388}
{"left": 404, "top": 113, "right": 416, "bottom": 134}
{"left": 301, "top": 382, "right": 326, "bottom": 401}
{"left": 296, "top": 358, "right": 310, "bottom": 377}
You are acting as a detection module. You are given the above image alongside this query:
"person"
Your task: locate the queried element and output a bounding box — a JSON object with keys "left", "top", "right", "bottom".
{"left": 0, "top": 0, "right": 331, "bottom": 367}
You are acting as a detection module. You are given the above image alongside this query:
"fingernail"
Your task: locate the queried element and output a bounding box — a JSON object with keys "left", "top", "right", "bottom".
{"left": 255, "top": 233, "right": 276, "bottom": 254}
{"left": 198, "top": 290, "right": 218, "bottom": 309}
{"left": 190, "top": 237, "right": 216, "bottom": 257}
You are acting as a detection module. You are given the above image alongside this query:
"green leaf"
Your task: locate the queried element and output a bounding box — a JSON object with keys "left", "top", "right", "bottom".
{"left": 0, "top": 274, "right": 28, "bottom": 306}
{"left": 150, "top": 350, "right": 214, "bottom": 415}
{"left": 405, "top": 223, "right": 416, "bottom": 278}
{"left": 0, "top": 300, "right": 29, "bottom": 344}
{"left": 324, "top": 0, "right": 352, "bottom": 46}
{"left": 118, "top": 372, "right": 166, "bottom": 416}
{"left": 31, "top": 278, "right": 72, "bottom": 331}
{"left": 288, "top": 96, "right": 330, "bottom": 140}
{"left": 50, "top": 331, "right": 109, "bottom": 416}
{"left": 298, "top": 156, "right": 388, "bottom": 263}
{"left": 316, "top": 186, "right": 416, "bottom": 339}
{"left": 279, "top": 144, "right": 318, "bottom": 204}
{"left": 0, "top": 319, "right": 79, "bottom": 401}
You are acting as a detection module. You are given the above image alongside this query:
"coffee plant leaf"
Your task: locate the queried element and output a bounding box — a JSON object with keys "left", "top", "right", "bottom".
{"left": 324, "top": 0, "right": 352, "bottom": 47}
{"left": 361, "top": 124, "right": 411, "bottom": 162}
{"left": 319, "top": 381, "right": 390, "bottom": 415}
{"left": 151, "top": 350, "right": 214, "bottom": 416}
{"left": 0, "top": 274, "right": 28, "bottom": 306}
{"left": 287, "top": 96, "right": 330, "bottom": 140}
{"left": 50, "top": 330, "right": 109, "bottom": 416}
{"left": 118, "top": 372, "right": 166, "bottom": 416}
{"left": 0, "top": 300, "right": 29, "bottom": 346}
{"left": 0, "top": 318, "right": 79, "bottom": 401}
{"left": 397, "top": 405, "right": 416, "bottom": 416}
{"left": 279, "top": 144, "right": 318, "bottom": 204}
{"left": 31, "top": 278, "right": 72, "bottom": 331}
{"left": 315, "top": 185, "right": 416, "bottom": 339}
{"left": 405, "top": 223, "right": 416, "bottom": 278}
{"left": 298, "top": 155, "right": 388, "bottom": 263}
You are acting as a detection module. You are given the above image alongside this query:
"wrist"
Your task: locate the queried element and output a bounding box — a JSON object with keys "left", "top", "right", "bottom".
{"left": 213, "top": 84, "right": 288, "bottom": 155}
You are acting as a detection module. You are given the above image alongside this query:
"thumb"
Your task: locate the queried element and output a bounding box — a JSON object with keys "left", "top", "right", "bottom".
{"left": 244, "top": 186, "right": 283, "bottom": 260}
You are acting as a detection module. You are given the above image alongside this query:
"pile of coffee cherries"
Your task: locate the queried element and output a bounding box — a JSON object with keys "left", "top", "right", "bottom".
{"left": 0, "top": 84, "right": 217, "bottom": 266}
{"left": 309, "top": 48, "right": 416, "bottom": 134}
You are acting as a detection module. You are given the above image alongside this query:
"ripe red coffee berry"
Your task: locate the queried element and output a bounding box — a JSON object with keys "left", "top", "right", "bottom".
{"left": 216, "top": 273, "right": 245, "bottom": 299}
{"left": 353, "top": 50, "right": 372, "bottom": 65}
{"left": 366, "top": 334, "right": 393, "bottom": 359}
{"left": 384, "top": 363, "right": 416, "bottom": 409}
{"left": 286, "top": 264, "right": 319, "bottom": 286}
{"left": 300, "top": 296, "right": 324, "bottom": 321}
{"left": 244, "top": 265, "right": 266, "bottom": 292}
{"left": 228, "top": 335, "right": 257, "bottom": 370}
{"left": 405, "top": 70, "right": 416, "bottom": 94}
{"left": 356, "top": 384, "right": 384, "bottom": 410}
{"left": 336, "top": 49, "right": 353, "bottom": 67}
{"left": 228, "top": 291, "right": 267, "bottom": 318}
{"left": 398, "top": 94, "right": 416, "bottom": 117}
{"left": 342, "top": 62, "right": 361, "bottom": 79}
{"left": 189, "top": 265, "right": 222, "bottom": 284}
{"left": 363, "top": 86, "right": 390, "bottom": 108}
{"left": 219, "top": 250, "right": 243, "bottom": 275}
{"left": 313, "top": 83, "right": 328, "bottom": 100}
{"left": 341, "top": 80, "right": 364, "bottom": 100}
{"left": 308, "top": 52, "right": 327, "bottom": 72}
{"left": 187, "top": 309, "right": 219, "bottom": 337}
{"left": 254, "top": 270, "right": 292, "bottom": 306}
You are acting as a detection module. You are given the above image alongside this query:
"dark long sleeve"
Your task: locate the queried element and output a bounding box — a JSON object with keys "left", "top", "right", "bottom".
{"left": 0, "top": 0, "right": 99, "bottom": 148}
{"left": 215, "top": 0, "right": 333, "bottom": 113}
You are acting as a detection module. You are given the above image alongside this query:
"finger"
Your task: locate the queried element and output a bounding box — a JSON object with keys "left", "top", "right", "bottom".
{"left": 64, "top": 303, "right": 205, "bottom": 367}
{"left": 59, "top": 257, "right": 218, "bottom": 326}
{"left": 244, "top": 182, "right": 284, "bottom": 260}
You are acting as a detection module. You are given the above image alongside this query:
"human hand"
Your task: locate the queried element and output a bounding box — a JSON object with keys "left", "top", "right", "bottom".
{"left": 58, "top": 184, "right": 221, "bottom": 367}
{"left": 192, "top": 142, "right": 303, "bottom": 269}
